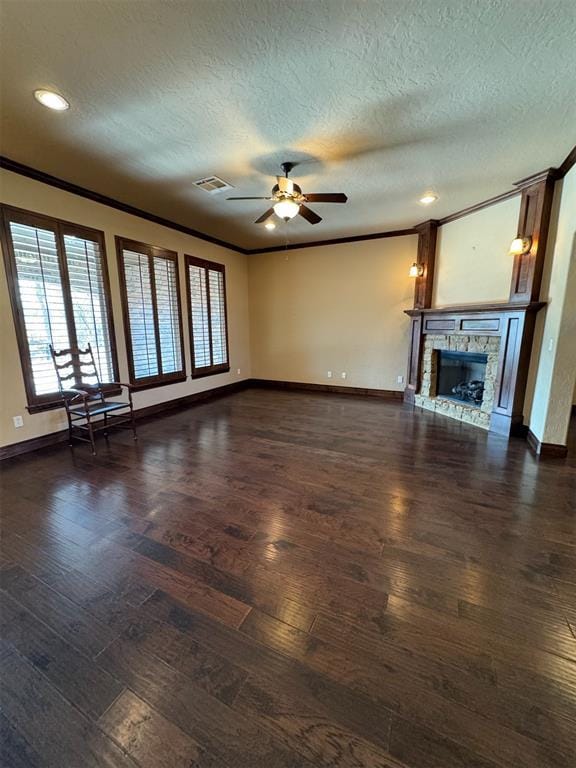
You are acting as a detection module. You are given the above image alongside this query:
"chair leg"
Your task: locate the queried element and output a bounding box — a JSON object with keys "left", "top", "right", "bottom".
{"left": 86, "top": 412, "right": 96, "bottom": 455}
{"left": 130, "top": 404, "right": 138, "bottom": 441}
{"left": 67, "top": 410, "right": 74, "bottom": 448}
{"left": 103, "top": 412, "right": 108, "bottom": 439}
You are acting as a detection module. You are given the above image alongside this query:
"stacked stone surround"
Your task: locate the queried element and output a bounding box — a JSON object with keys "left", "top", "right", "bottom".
{"left": 414, "top": 334, "right": 500, "bottom": 430}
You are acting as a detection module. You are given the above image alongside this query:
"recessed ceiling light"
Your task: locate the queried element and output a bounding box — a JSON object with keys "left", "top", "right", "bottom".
{"left": 34, "top": 89, "right": 70, "bottom": 111}
{"left": 419, "top": 193, "right": 438, "bottom": 205}
{"left": 264, "top": 221, "right": 276, "bottom": 230}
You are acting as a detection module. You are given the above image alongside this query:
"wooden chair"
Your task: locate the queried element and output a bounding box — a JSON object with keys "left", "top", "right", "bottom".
{"left": 50, "top": 344, "right": 137, "bottom": 454}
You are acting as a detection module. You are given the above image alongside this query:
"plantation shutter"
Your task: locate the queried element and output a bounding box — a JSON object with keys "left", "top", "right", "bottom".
{"left": 122, "top": 249, "right": 159, "bottom": 380}
{"left": 185, "top": 256, "right": 229, "bottom": 377}
{"left": 8, "top": 220, "right": 70, "bottom": 397}
{"left": 2, "top": 207, "right": 119, "bottom": 409}
{"left": 117, "top": 239, "right": 185, "bottom": 387}
{"left": 153, "top": 255, "right": 183, "bottom": 375}
{"left": 63, "top": 232, "right": 115, "bottom": 384}
{"left": 188, "top": 263, "right": 211, "bottom": 369}
{"left": 208, "top": 268, "right": 227, "bottom": 366}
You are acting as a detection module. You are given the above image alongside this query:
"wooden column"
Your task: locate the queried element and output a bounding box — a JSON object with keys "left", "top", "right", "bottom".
{"left": 413, "top": 220, "right": 438, "bottom": 309}
{"left": 509, "top": 169, "right": 556, "bottom": 303}
{"left": 490, "top": 169, "right": 557, "bottom": 436}
{"left": 404, "top": 220, "right": 438, "bottom": 404}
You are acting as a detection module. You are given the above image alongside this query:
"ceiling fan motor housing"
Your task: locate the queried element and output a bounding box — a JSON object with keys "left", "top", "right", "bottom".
{"left": 271, "top": 182, "right": 303, "bottom": 201}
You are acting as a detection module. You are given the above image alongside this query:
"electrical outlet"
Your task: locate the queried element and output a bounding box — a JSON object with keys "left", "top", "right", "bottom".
{"left": 13, "top": 415, "right": 24, "bottom": 428}
{"left": 397, "top": 375, "right": 404, "bottom": 384}
{"left": 237, "top": 368, "right": 241, "bottom": 375}
{"left": 341, "top": 372, "right": 347, "bottom": 379}
{"left": 327, "top": 371, "right": 332, "bottom": 378}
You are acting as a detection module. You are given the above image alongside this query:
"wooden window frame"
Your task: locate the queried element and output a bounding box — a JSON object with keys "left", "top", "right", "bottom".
{"left": 116, "top": 236, "right": 186, "bottom": 390}
{"left": 0, "top": 204, "right": 120, "bottom": 413}
{"left": 185, "top": 255, "right": 230, "bottom": 379}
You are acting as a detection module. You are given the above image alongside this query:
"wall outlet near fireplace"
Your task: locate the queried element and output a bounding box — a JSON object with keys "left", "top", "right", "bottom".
{"left": 397, "top": 375, "right": 404, "bottom": 384}
{"left": 13, "top": 415, "right": 24, "bottom": 428}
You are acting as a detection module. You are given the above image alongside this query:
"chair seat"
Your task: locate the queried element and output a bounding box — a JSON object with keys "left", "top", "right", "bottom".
{"left": 68, "top": 400, "right": 131, "bottom": 417}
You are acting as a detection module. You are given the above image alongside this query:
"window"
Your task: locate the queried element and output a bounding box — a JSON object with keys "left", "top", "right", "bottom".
{"left": 185, "top": 255, "right": 229, "bottom": 378}
{"left": 116, "top": 237, "right": 185, "bottom": 388}
{"left": 1, "top": 206, "right": 118, "bottom": 412}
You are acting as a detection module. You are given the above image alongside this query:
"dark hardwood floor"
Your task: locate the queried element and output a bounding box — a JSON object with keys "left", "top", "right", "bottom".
{"left": 1, "top": 388, "right": 575, "bottom": 768}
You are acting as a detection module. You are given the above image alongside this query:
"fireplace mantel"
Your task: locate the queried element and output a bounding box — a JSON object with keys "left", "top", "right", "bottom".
{"left": 405, "top": 301, "right": 545, "bottom": 317}
{"left": 404, "top": 301, "right": 546, "bottom": 436}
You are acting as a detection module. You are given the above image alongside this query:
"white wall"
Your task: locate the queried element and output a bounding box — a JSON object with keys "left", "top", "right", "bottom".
{"left": 0, "top": 170, "right": 251, "bottom": 447}
{"left": 248, "top": 236, "right": 418, "bottom": 391}
{"left": 433, "top": 196, "right": 520, "bottom": 307}
{"left": 525, "top": 164, "right": 576, "bottom": 445}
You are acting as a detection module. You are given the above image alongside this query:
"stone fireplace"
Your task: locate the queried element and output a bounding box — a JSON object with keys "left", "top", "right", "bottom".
{"left": 404, "top": 302, "right": 545, "bottom": 436}
{"left": 415, "top": 334, "right": 500, "bottom": 429}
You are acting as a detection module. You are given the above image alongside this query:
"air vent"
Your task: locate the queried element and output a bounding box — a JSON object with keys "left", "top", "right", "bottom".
{"left": 193, "top": 176, "right": 233, "bottom": 194}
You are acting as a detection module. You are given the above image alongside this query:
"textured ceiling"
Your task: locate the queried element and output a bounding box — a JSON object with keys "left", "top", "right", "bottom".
{"left": 1, "top": 0, "right": 575, "bottom": 249}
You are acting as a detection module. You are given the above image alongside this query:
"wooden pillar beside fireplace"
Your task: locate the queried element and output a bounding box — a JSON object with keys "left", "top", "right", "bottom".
{"left": 404, "top": 220, "right": 438, "bottom": 404}
{"left": 403, "top": 169, "right": 556, "bottom": 436}
{"left": 491, "top": 169, "right": 556, "bottom": 436}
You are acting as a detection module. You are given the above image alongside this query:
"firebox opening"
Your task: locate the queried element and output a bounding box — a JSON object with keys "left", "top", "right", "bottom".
{"left": 436, "top": 350, "right": 488, "bottom": 408}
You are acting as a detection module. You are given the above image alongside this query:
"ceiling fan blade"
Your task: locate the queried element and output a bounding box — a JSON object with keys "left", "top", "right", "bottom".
{"left": 277, "top": 176, "right": 294, "bottom": 195}
{"left": 298, "top": 205, "right": 322, "bottom": 225}
{"left": 255, "top": 208, "right": 275, "bottom": 224}
{"left": 303, "top": 193, "right": 348, "bottom": 203}
{"left": 228, "top": 196, "right": 272, "bottom": 200}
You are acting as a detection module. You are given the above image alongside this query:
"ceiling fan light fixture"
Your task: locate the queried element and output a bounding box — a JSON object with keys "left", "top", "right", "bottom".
{"left": 273, "top": 199, "right": 300, "bottom": 220}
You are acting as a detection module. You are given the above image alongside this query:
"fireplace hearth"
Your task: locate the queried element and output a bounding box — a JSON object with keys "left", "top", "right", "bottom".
{"left": 436, "top": 350, "right": 488, "bottom": 408}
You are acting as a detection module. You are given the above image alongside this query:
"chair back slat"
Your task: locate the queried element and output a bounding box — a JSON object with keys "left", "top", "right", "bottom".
{"left": 50, "top": 343, "right": 105, "bottom": 401}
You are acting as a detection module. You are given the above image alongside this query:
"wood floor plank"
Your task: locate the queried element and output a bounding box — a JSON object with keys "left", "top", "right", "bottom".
{"left": 96, "top": 634, "right": 316, "bottom": 768}
{"left": 0, "top": 710, "right": 47, "bottom": 768}
{"left": 0, "top": 565, "right": 118, "bottom": 657}
{"left": 108, "top": 613, "right": 249, "bottom": 706}
{"left": 0, "top": 590, "right": 124, "bottom": 720}
{"left": 235, "top": 671, "right": 397, "bottom": 768}
{"left": 0, "top": 647, "right": 137, "bottom": 768}
{"left": 99, "top": 689, "right": 220, "bottom": 768}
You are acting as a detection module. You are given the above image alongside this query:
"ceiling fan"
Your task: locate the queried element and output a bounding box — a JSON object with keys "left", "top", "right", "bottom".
{"left": 227, "top": 162, "right": 348, "bottom": 225}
